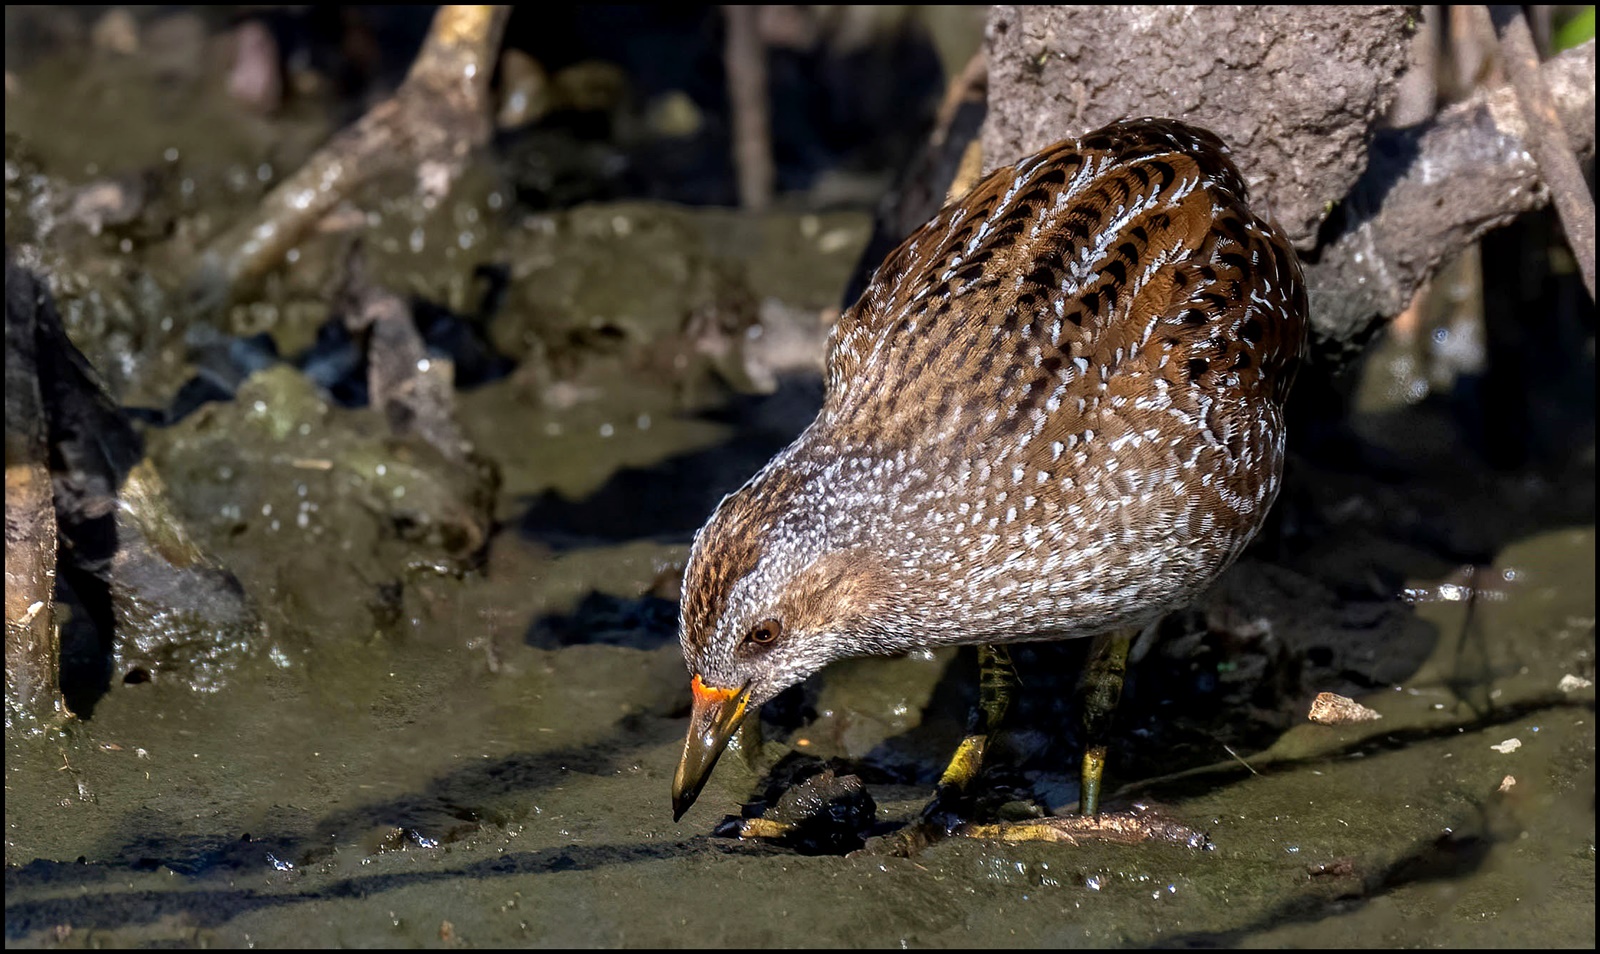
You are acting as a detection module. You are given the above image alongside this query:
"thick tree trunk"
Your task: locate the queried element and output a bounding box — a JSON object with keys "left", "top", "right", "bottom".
{"left": 980, "top": 5, "right": 1596, "bottom": 361}
{"left": 983, "top": 5, "right": 1417, "bottom": 251}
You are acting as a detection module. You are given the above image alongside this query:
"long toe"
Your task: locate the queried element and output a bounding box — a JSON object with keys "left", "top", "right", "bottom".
{"left": 957, "top": 809, "right": 1210, "bottom": 848}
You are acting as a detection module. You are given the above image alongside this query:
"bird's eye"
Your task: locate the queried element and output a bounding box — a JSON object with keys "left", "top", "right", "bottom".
{"left": 746, "top": 618, "right": 782, "bottom": 646}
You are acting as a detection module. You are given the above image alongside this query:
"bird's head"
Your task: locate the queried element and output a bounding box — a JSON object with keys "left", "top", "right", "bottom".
{"left": 670, "top": 476, "right": 896, "bottom": 820}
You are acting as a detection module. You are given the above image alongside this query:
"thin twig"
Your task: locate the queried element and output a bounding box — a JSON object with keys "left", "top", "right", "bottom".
{"left": 183, "top": 5, "right": 510, "bottom": 313}
{"left": 839, "top": 48, "right": 987, "bottom": 308}
{"left": 1221, "top": 744, "right": 1260, "bottom": 776}
{"left": 931, "top": 48, "right": 988, "bottom": 149}
{"left": 723, "top": 5, "right": 774, "bottom": 211}
{"left": 1487, "top": 5, "right": 1597, "bottom": 301}
{"left": 936, "top": 50, "right": 988, "bottom": 205}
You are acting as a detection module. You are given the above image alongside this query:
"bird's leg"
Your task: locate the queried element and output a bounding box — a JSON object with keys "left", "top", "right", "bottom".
{"left": 863, "top": 645, "right": 1015, "bottom": 856}
{"left": 861, "top": 635, "right": 1208, "bottom": 853}
{"left": 1077, "top": 628, "right": 1132, "bottom": 816}
{"left": 925, "top": 643, "right": 1016, "bottom": 824}
{"left": 950, "top": 627, "right": 1206, "bottom": 848}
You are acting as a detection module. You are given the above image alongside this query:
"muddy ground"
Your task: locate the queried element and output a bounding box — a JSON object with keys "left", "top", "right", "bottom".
{"left": 5, "top": 7, "right": 1595, "bottom": 949}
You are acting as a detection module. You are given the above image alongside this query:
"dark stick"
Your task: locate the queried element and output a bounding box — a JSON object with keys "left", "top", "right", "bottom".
{"left": 1488, "top": 5, "right": 1597, "bottom": 301}
{"left": 723, "top": 5, "right": 774, "bottom": 211}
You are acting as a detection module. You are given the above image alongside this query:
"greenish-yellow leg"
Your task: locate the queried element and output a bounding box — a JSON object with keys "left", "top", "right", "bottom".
{"left": 1076, "top": 629, "right": 1132, "bottom": 816}
{"left": 951, "top": 627, "right": 1208, "bottom": 847}
{"left": 863, "top": 635, "right": 1207, "bottom": 853}
{"left": 930, "top": 644, "right": 1016, "bottom": 810}
{"left": 853, "top": 646, "right": 1020, "bottom": 856}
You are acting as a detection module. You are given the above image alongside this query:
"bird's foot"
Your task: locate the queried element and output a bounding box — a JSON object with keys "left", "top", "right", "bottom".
{"left": 709, "top": 768, "right": 877, "bottom": 854}
{"left": 854, "top": 820, "right": 946, "bottom": 858}
{"left": 957, "top": 809, "right": 1210, "bottom": 848}
{"left": 850, "top": 782, "right": 982, "bottom": 858}
{"left": 856, "top": 805, "right": 1209, "bottom": 858}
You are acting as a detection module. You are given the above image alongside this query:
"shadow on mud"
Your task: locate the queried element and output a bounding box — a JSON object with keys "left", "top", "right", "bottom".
{"left": 515, "top": 375, "right": 824, "bottom": 549}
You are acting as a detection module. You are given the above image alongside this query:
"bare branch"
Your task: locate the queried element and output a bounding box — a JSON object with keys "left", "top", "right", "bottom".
{"left": 1488, "top": 5, "right": 1596, "bottom": 300}
{"left": 1304, "top": 39, "right": 1595, "bottom": 358}
{"left": 724, "top": 5, "right": 774, "bottom": 211}
{"left": 183, "top": 5, "right": 510, "bottom": 314}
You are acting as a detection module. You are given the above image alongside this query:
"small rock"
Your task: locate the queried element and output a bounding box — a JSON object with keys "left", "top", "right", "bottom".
{"left": 1557, "top": 673, "right": 1593, "bottom": 693}
{"left": 1307, "top": 691, "right": 1382, "bottom": 725}
{"left": 1306, "top": 857, "right": 1356, "bottom": 877}
{"left": 550, "top": 60, "right": 629, "bottom": 114}
{"left": 143, "top": 13, "right": 207, "bottom": 81}
{"left": 1496, "top": 775, "right": 1516, "bottom": 793}
{"left": 67, "top": 179, "right": 144, "bottom": 236}
{"left": 718, "top": 767, "right": 877, "bottom": 854}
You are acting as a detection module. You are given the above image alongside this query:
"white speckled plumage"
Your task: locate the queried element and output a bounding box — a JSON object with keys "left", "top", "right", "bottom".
{"left": 679, "top": 118, "right": 1308, "bottom": 708}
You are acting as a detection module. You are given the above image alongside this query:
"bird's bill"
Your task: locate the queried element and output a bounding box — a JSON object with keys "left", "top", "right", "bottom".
{"left": 671, "top": 675, "right": 751, "bottom": 821}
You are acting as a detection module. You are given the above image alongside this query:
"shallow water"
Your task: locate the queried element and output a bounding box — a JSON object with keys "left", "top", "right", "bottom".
{"left": 5, "top": 11, "right": 1595, "bottom": 948}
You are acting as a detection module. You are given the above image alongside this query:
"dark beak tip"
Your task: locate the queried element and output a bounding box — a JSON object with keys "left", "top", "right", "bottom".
{"left": 672, "top": 679, "right": 749, "bottom": 823}
{"left": 672, "top": 776, "right": 704, "bottom": 823}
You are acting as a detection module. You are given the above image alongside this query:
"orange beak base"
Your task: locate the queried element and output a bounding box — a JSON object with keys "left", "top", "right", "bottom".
{"left": 671, "top": 675, "right": 751, "bottom": 821}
